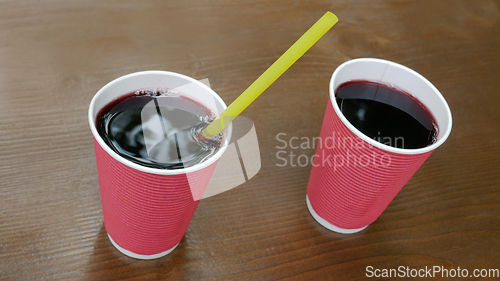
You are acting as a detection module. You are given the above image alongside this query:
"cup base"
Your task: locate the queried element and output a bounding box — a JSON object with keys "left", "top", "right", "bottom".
{"left": 306, "top": 195, "right": 368, "bottom": 234}
{"left": 108, "top": 234, "right": 179, "bottom": 259}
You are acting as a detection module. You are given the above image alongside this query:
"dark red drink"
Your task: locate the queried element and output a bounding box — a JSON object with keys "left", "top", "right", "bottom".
{"left": 335, "top": 80, "right": 437, "bottom": 149}
{"left": 96, "top": 89, "right": 222, "bottom": 169}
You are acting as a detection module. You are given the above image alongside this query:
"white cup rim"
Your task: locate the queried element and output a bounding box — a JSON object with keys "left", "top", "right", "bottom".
{"left": 329, "top": 58, "right": 452, "bottom": 155}
{"left": 88, "top": 70, "right": 232, "bottom": 175}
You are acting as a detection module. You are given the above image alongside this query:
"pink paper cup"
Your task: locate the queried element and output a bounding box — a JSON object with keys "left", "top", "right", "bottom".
{"left": 306, "top": 58, "right": 452, "bottom": 234}
{"left": 88, "top": 71, "right": 231, "bottom": 259}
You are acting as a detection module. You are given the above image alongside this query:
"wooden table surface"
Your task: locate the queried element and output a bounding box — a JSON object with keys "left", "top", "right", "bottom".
{"left": 1, "top": 0, "right": 499, "bottom": 280}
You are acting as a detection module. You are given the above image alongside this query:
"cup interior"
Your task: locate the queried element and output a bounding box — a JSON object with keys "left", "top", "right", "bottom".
{"left": 88, "top": 71, "right": 232, "bottom": 175}
{"left": 330, "top": 58, "right": 452, "bottom": 155}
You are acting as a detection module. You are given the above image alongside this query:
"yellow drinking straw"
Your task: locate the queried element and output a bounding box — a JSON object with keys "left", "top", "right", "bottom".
{"left": 201, "top": 12, "right": 338, "bottom": 138}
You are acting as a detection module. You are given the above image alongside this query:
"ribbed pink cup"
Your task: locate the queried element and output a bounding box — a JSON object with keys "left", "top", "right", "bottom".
{"left": 88, "top": 71, "right": 231, "bottom": 259}
{"left": 307, "top": 58, "right": 452, "bottom": 234}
